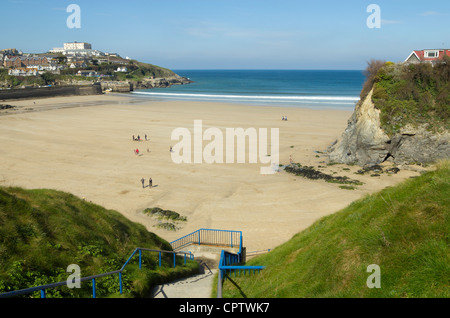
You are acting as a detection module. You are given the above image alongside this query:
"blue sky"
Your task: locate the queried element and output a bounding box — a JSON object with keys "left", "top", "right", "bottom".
{"left": 1, "top": 0, "right": 449, "bottom": 70}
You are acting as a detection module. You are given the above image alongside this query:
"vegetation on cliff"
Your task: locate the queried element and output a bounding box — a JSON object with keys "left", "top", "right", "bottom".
{"left": 0, "top": 187, "right": 198, "bottom": 298}
{"left": 362, "top": 59, "right": 450, "bottom": 136}
{"left": 222, "top": 160, "right": 449, "bottom": 298}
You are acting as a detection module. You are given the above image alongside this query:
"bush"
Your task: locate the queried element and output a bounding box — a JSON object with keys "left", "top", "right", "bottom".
{"left": 368, "top": 61, "right": 450, "bottom": 135}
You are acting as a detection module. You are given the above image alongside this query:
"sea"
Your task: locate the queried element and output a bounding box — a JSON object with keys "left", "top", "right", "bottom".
{"left": 132, "top": 70, "right": 366, "bottom": 110}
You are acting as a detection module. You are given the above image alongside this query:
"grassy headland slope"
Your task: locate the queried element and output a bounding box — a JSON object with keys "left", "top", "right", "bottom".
{"left": 0, "top": 58, "right": 182, "bottom": 89}
{"left": 223, "top": 160, "right": 449, "bottom": 298}
{"left": 368, "top": 60, "right": 450, "bottom": 135}
{"left": 0, "top": 187, "right": 198, "bottom": 298}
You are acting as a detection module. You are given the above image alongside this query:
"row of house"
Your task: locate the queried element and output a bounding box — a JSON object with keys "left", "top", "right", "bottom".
{"left": 4, "top": 56, "right": 53, "bottom": 68}
{"left": 8, "top": 68, "right": 39, "bottom": 77}
{"left": 1, "top": 41, "right": 133, "bottom": 77}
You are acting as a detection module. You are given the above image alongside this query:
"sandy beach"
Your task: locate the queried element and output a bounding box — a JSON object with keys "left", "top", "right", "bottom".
{"left": 0, "top": 94, "right": 422, "bottom": 252}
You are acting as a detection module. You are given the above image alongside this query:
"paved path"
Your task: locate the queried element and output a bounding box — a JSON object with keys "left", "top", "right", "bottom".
{"left": 151, "top": 268, "right": 217, "bottom": 298}
{"left": 150, "top": 246, "right": 233, "bottom": 298}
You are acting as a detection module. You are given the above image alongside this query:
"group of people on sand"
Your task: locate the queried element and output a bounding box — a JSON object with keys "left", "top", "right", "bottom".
{"left": 133, "top": 134, "right": 150, "bottom": 155}
{"left": 132, "top": 134, "right": 148, "bottom": 141}
{"left": 141, "top": 177, "right": 153, "bottom": 188}
{"left": 282, "top": 116, "right": 288, "bottom": 121}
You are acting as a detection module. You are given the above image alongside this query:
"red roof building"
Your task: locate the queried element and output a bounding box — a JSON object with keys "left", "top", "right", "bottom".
{"left": 405, "top": 49, "right": 450, "bottom": 64}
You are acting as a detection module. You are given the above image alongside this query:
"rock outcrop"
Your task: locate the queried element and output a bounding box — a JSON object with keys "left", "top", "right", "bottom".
{"left": 132, "top": 76, "right": 192, "bottom": 90}
{"left": 328, "top": 89, "right": 450, "bottom": 166}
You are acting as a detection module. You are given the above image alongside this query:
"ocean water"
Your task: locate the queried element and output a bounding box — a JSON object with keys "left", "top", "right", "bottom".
{"left": 132, "top": 70, "right": 365, "bottom": 110}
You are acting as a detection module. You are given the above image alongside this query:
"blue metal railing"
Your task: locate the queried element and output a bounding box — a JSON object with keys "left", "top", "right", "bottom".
{"left": 216, "top": 249, "right": 265, "bottom": 298}
{"left": 170, "top": 228, "right": 265, "bottom": 298}
{"left": 0, "top": 247, "right": 193, "bottom": 299}
{"left": 170, "top": 228, "right": 243, "bottom": 253}
{"left": 1, "top": 228, "right": 266, "bottom": 299}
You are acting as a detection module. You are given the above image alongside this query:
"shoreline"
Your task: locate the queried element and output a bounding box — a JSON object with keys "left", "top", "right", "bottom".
{"left": 0, "top": 94, "right": 424, "bottom": 251}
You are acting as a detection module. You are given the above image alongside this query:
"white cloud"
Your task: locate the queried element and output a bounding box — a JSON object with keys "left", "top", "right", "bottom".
{"left": 420, "top": 11, "right": 440, "bottom": 16}
{"left": 381, "top": 19, "right": 402, "bottom": 25}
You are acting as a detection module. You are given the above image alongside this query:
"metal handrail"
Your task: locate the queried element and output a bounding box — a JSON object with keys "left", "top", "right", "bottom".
{"left": 170, "top": 228, "right": 243, "bottom": 252}
{"left": 0, "top": 248, "right": 193, "bottom": 299}
{"left": 217, "top": 249, "right": 266, "bottom": 298}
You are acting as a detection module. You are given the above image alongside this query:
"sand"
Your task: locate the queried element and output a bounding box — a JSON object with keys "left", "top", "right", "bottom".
{"left": 0, "top": 94, "right": 422, "bottom": 252}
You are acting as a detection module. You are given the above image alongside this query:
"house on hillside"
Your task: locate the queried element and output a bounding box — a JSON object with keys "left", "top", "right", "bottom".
{"left": 77, "top": 70, "right": 98, "bottom": 77}
{"left": 8, "top": 68, "right": 38, "bottom": 76}
{"left": 115, "top": 66, "right": 128, "bottom": 72}
{"left": 70, "top": 61, "right": 87, "bottom": 69}
{"left": 404, "top": 49, "right": 450, "bottom": 64}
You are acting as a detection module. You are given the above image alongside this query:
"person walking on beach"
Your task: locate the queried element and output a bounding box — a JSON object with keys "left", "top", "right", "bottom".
{"left": 149, "top": 178, "right": 152, "bottom": 188}
{"left": 141, "top": 177, "right": 145, "bottom": 188}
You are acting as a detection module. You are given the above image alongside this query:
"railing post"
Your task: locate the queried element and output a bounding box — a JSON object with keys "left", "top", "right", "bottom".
{"left": 217, "top": 269, "right": 223, "bottom": 298}
{"left": 184, "top": 253, "right": 186, "bottom": 265}
{"left": 40, "top": 289, "right": 45, "bottom": 298}
{"left": 139, "top": 249, "right": 142, "bottom": 270}
{"left": 92, "top": 278, "right": 96, "bottom": 298}
{"left": 119, "top": 272, "right": 123, "bottom": 294}
{"left": 159, "top": 251, "right": 162, "bottom": 267}
{"left": 173, "top": 253, "right": 176, "bottom": 268}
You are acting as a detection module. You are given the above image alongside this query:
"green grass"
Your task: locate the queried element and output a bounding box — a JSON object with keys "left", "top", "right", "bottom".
{"left": 222, "top": 160, "right": 450, "bottom": 298}
{"left": 371, "top": 61, "right": 450, "bottom": 136}
{"left": 0, "top": 187, "right": 198, "bottom": 298}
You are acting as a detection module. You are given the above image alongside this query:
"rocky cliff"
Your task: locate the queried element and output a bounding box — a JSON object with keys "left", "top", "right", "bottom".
{"left": 328, "top": 88, "right": 450, "bottom": 166}
{"left": 132, "top": 75, "right": 192, "bottom": 90}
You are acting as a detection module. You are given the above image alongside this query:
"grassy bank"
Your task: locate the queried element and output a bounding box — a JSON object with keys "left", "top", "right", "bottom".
{"left": 222, "top": 160, "right": 449, "bottom": 298}
{"left": 0, "top": 187, "right": 198, "bottom": 298}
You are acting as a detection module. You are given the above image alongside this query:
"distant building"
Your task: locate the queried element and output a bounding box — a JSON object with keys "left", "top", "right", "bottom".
{"left": 404, "top": 49, "right": 450, "bottom": 64}
{"left": 3, "top": 56, "right": 22, "bottom": 68}
{"left": 50, "top": 42, "right": 103, "bottom": 58}
{"left": 4, "top": 56, "right": 50, "bottom": 68}
{"left": 115, "top": 66, "right": 128, "bottom": 72}
{"left": 8, "top": 68, "right": 38, "bottom": 76}
{"left": 70, "top": 61, "right": 88, "bottom": 69}
{"left": 64, "top": 42, "right": 92, "bottom": 50}
{"left": 77, "top": 70, "right": 98, "bottom": 77}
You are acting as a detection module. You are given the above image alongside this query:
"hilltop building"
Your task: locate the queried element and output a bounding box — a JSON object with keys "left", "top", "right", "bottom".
{"left": 50, "top": 42, "right": 104, "bottom": 58}
{"left": 404, "top": 49, "right": 450, "bottom": 64}
{"left": 64, "top": 42, "right": 92, "bottom": 50}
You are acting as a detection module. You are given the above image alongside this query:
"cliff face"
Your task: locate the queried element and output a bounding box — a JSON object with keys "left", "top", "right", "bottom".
{"left": 328, "top": 88, "right": 450, "bottom": 166}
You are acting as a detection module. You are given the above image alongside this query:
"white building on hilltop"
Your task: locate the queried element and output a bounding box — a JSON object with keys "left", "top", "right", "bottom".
{"left": 50, "top": 42, "right": 99, "bottom": 56}
{"left": 64, "top": 42, "right": 92, "bottom": 50}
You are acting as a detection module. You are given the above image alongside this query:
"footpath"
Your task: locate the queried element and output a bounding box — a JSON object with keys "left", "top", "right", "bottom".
{"left": 150, "top": 246, "right": 225, "bottom": 298}
{"left": 151, "top": 266, "right": 217, "bottom": 298}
